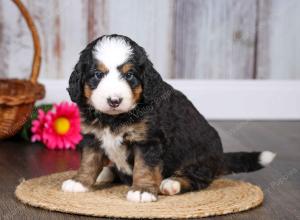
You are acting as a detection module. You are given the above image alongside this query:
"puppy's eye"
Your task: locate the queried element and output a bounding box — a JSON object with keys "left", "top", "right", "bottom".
{"left": 125, "top": 72, "right": 134, "bottom": 81}
{"left": 95, "top": 71, "right": 104, "bottom": 79}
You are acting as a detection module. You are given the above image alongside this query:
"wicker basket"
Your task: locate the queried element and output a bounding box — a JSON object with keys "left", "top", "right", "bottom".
{"left": 0, "top": 0, "right": 45, "bottom": 139}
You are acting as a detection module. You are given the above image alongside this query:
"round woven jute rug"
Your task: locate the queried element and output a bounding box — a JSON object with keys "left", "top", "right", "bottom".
{"left": 15, "top": 171, "right": 264, "bottom": 219}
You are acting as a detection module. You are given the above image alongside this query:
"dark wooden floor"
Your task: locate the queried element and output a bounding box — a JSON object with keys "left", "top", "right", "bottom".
{"left": 0, "top": 121, "right": 299, "bottom": 220}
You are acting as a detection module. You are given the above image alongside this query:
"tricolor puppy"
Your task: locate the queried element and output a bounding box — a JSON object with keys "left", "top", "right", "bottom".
{"left": 62, "top": 34, "right": 276, "bottom": 202}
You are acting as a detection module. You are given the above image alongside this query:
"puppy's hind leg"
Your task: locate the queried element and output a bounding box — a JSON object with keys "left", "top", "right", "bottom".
{"left": 160, "top": 164, "right": 215, "bottom": 195}
{"left": 160, "top": 175, "right": 192, "bottom": 196}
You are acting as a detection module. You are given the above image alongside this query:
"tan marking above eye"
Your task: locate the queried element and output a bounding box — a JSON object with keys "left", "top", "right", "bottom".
{"left": 97, "top": 62, "right": 109, "bottom": 73}
{"left": 119, "top": 63, "right": 134, "bottom": 74}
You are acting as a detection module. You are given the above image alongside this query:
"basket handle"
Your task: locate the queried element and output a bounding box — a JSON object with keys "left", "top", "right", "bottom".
{"left": 12, "top": 0, "right": 41, "bottom": 84}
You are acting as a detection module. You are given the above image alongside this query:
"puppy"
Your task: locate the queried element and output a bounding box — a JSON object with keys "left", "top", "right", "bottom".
{"left": 62, "top": 34, "right": 276, "bottom": 202}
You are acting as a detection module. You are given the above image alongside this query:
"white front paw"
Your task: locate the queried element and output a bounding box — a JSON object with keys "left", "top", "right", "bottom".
{"left": 160, "top": 179, "right": 181, "bottom": 195}
{"left": 126, "top": 190, "right": 157, "bottom": 203}
{"left": 61, "top": 179, "right": 88, "bottom": 192}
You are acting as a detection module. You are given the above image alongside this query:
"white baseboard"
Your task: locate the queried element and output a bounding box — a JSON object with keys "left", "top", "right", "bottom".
{"left": 39, "top": 79, "right": 300, "bottom": 120}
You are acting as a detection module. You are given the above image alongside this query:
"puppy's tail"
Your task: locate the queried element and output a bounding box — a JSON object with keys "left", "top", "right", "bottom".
{"left": 222, "top": 151, "right": 276, "bottom": 175}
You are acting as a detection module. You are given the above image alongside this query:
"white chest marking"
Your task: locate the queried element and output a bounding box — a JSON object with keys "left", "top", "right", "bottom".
{"left": 100, "top": 128, "right": 132, "bottom": 175}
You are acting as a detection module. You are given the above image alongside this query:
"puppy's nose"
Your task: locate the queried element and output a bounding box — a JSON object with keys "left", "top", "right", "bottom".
{"left": 107, "top": 97, "right": 122, "bottom": 108}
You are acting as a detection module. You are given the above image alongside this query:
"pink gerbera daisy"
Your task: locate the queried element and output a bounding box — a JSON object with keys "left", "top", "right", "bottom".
{"left": 31, "top": 109, "right": 47, "bottom": 142}
{"left": 43, "top": 102, "right": 82, "bottom": 150}
{"left": 31, "top": 102, "right": 82, "bottom": 150}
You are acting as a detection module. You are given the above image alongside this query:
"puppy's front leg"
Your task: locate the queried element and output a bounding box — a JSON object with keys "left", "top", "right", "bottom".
{"left": 127, "top": 148, "right": 162, "bottom": 202}
{"left": 62, "top": 142, "right": 109, "bottom": 192}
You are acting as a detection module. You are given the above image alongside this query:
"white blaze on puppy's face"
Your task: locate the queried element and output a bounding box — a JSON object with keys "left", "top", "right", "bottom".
{"left": 91, "top": 36, "right": 135, "bottom": 115}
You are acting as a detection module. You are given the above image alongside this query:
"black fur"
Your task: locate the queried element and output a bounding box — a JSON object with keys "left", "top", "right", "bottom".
{"left": 69, "top": 34, "right": 272, "bottom": 192}
{"left": 222, "top": 152, "right": 263, "bottom": 174}
{"left": 78, "top": 133, "right": 100, "bottom": 151}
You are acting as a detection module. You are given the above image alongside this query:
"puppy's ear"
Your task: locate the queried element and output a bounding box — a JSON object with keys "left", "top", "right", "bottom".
{"left": 67, "top": 62, "right": 84, "bottom": 104}
{"left": 142, "top": 59, "right": 165, "bottom": 104}
{"left": 67, "top": 38, "right": 99, "bottom": 104}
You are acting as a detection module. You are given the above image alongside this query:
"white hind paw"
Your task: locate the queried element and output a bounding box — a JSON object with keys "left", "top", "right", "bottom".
{"left": 160, "top": 179, "right": 181, "bottom": 195}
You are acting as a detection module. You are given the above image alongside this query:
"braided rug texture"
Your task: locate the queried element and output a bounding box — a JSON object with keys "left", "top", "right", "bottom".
{"left": 15, "top": 171, "right": 264, "bottom": 219}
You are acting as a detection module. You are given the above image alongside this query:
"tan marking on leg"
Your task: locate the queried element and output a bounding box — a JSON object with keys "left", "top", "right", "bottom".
{"left": 172, "top": 176, "right": 191, "bottom": 191}
{"left": 173, "top": 170, "right": 192, "bottom": 191}
{"left": 131, "top": 148, "right": 162, "bottom": 196}
{"left": 73, "top": 147, "right": 109, "bottom": 188}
